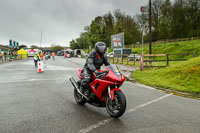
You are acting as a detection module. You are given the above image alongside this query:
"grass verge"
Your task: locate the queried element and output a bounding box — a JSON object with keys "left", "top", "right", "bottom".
{"left": 133, "top": 56, "right": 200, "bottom": 93}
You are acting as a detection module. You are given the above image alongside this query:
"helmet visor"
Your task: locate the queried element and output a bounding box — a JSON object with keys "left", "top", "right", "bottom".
{"left": 98, "top": 45, "right": 106, "bottom": 53}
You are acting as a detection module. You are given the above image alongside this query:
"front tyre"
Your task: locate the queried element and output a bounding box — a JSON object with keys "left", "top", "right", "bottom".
{"left": 74, "top": 88, "right": 86, "bottom": 105}
{"left": 106, "top": 91, "right": 126, "bottom": 118}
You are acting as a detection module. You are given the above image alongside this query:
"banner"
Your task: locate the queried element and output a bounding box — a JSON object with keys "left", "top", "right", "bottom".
{"left": 9, "top": 40, "right": 12, "bottom": 48}
{"left": 17, "top": 42, "right": 19, "bottom": 49}
{"left": 111, "top": 32, "right": 124, "bottom": 48}
{"left": 122, "top": 49, "right": 132, "bottom": 54}
{"left": 13, "top": 41, "right": 16, "bottom": 48}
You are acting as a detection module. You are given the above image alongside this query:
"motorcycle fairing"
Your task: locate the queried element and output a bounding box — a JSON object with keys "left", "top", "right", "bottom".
{"left": 90, "top": 79, "right": 119, "bottom": 101}
{"left": 110, "top": 88, "right": 121, "bottom": 101}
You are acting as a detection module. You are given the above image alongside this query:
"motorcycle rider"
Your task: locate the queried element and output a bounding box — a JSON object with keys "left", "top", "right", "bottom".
{"left": 80, "top": 42, "right": 110, "bottom": 100}
{"left": 34, "top": 52, "right": 41, "bottom": 67}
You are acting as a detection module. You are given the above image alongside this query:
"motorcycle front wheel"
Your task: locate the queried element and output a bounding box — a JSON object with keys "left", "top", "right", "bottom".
{"left": 74, "top": 88, "right": 86, "bottom": 105}
{"left": 106, "top": 91, "right": 126, "bottom": 118}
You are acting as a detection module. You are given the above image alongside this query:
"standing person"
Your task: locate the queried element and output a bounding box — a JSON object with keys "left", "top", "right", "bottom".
{"left": 65, "top": 52, "right": 68, "bottom": 58}
{"left": 0, "top": 49, "right": 2, "bottom": 62}
{"left": 33, "top": 52, "right": 41, "bottom": 67}
{"left": 4, "top": 52, "right": 7, "bottom": 62}
{"left": 52, "top": 51, "right": 55, "bottom": 60}
{"left": 48, "top": 52, "right": 51, "bottom": 59}
{"left": 45, "top": 52, "right": 48, "bottom": 60}
{"left": 40, "top": 52, "right": 44, "bottom": 60}
{"left": 80, "top": 42, "right": 110, "bottom": 100}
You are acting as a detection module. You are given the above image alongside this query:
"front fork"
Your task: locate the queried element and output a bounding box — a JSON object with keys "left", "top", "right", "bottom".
{"left": 108, "top": 85, "right": 120, "bottom": 101}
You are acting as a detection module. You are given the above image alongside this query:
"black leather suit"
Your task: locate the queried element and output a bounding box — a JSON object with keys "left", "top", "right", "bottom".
{"left": 81, "top": 50, "right": 110, "bottom": 86}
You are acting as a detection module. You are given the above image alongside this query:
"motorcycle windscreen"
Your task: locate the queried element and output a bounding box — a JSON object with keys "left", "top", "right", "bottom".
{"left": 106, "top": 65, "right": 121, "bottom": 79}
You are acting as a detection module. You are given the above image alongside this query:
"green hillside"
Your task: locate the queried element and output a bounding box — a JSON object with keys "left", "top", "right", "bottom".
{"left": 132, "top": 40, "right": 200, "bottom": 59}
{"left": 133, "top": 56, "right": 200, "bottom": 93}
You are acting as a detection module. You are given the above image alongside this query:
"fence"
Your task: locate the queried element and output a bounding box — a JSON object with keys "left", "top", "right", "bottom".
{"left": 109, "top": 53, "right": 200, "bottom": 68}
{"left": 109, "top": 54, "right": 141, "bottom": 66}
{"left": 125, "top": 37, "right": 200, "bottom": 48}
{"left": 143, "top": 53, "right": 200, "bottom": 67}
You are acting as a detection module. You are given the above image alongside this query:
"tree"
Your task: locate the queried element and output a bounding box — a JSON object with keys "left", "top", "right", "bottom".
{"left": 158, "top": 0, "right": 172, "bottom": 39}
{"left": 102, "top": 12, "right": 114, "bottom": 47}
{"left": 185, "top": 0, "right": 200, "bottom": 37}
{"left": 30, "top": 45, "right": 39, "bottom": 49}
{"left": 152, "top": 0, "right": 164, "bottom": 41}
{"left": 69, "top": 10, "right": 144, "bottom": 49}
{"left": 19, "top": 45, "right": 27, "bottom": 49}
{"left": 70, "top": 40, "right": 80, "bottom": 49}
{"left": 51, "top": 45, "right": 64, "bottom": 51}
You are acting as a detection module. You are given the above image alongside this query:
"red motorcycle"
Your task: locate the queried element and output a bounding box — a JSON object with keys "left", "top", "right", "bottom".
{"left": 69, "top": 65, "right": 126, "bottom": 118}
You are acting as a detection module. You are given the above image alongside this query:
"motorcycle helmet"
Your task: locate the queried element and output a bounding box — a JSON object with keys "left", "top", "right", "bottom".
{"left": 95, "top": 42, "right": 106, "bottom": 54}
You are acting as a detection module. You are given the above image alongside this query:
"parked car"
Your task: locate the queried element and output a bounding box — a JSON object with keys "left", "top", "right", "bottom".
{"left": 57, "top": 51, "right": 64, "bottom": 56}
{"left": 128, "top": 54, "right": 141, "bottom": 61}
{"left": 82, "top": 51, "right": 88, "bottom": 57}
{"left": 107, "top": 52, "right": 114, "bottom": 58}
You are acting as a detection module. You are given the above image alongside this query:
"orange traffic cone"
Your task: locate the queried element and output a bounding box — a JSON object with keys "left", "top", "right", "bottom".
{"left": 38, "top": 62, "right": 42, "bottom": 73}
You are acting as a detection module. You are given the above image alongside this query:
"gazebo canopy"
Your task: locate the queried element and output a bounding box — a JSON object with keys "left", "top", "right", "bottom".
{"left": 17, "top": 48, "right": 28, "bottom": 55}
{"left": 29, "top": 49, "right": 34, "bottom": 52}
{"left": 66, "top": 48, "right": 73, "bottom": 52}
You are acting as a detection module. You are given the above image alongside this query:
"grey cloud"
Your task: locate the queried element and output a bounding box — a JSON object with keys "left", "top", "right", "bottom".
{"left": 0, "top": 0, "right": 149, "bottom": 47}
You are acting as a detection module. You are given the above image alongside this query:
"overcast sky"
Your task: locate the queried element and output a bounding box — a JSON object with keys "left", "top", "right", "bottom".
{"left": 0, "top": 0, "right": 149, "bottom": 47}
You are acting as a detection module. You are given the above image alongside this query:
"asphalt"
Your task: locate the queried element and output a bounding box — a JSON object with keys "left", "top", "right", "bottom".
{"left": 0, "top": 56, "right": 199, "bottom": 133}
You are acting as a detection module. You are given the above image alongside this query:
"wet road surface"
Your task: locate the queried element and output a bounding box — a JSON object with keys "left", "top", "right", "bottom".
{"left": 0, "top": 57, "right": 200, "bottom": 133}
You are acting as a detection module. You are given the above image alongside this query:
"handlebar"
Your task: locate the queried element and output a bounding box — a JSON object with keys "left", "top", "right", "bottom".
{"left": 95, "top": 70, "right": 108, "bottom": 78}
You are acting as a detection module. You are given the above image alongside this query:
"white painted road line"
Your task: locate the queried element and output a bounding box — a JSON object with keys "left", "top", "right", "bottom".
{"left": 127, "top": 94, "right": 172, "bottom": 113}
{"left": 134, "top": 83, "right": 156, "bottom": 90}
{"left": 0, "top": 78, "right": 67, "bottom": 84}
{"left": 79, "top": 94, "right": 172, "bottom": 133}
{"left": 79, "top": 118, "right": 113, "bottom": 133}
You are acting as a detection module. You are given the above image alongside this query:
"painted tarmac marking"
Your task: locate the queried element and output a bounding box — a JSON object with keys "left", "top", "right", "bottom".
{"left": 0, "top": 78, "right": 68, "bottom": 84}
{"left": 79, "top": 94, "right": 172, "bottom": 133}
{"left": 133, "top": 83, "right": 156, "bottom": 90}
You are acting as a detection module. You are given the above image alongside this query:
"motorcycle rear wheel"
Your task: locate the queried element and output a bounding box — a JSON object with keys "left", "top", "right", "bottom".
{"left": 74, "top": 88, "right": 86, "bottom": 105}
{"left": 106, "top": 91, "right": 126, "bottom": 118}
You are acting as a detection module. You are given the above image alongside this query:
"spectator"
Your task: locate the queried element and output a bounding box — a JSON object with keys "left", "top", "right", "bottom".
{"left": 52, "top": 52, "right": 55, "bottom": 60}
{"left": 40, "top": 52, "right": 44, "bottom": 60}
{"left": 4, "top": 52, "right": 7, "bottom": 61}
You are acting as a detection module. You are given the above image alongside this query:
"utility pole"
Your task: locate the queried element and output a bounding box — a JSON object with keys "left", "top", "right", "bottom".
{"left": 149, "top": 0, "right": 152, "bottom": 55}
{"left": 141, "top": 6, "right": 146, "bottom": 71}
{"left": 40, "top": 30, "right": 43, "bottom": 48}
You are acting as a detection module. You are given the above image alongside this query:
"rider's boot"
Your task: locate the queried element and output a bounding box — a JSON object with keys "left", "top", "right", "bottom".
{"left": 80, "top": 82, "right": 90, "bottom": 98}
{"left": 79, "top": 85, "right": 84, "bottom": 94}
{"left": 87, "top": 89, "right": 95, "bottom": 102}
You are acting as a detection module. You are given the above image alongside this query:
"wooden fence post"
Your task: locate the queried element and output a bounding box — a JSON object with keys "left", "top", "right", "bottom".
{"left": 117, "top": 55, "right": 118, "bottom": 64}
{"left": 134, "top": 54, "right": 135, "bottom": 65}
{"left": 166, "top": 54, "right": 169, "bottom": 66}
{"left": 127, "top": 55, "right": 129, "bottom": 65}
{"left": 121, "top": 54, "right": 124, "bottom": 64}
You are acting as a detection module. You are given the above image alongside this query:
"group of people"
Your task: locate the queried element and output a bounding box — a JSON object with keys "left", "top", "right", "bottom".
{"left": 33, "top": 51, "right": 56, "bottom": 67}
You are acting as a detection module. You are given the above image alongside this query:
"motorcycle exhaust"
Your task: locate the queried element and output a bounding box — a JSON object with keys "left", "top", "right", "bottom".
{"left": 69, "top": 77, "right": 88, "bottom": 99}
